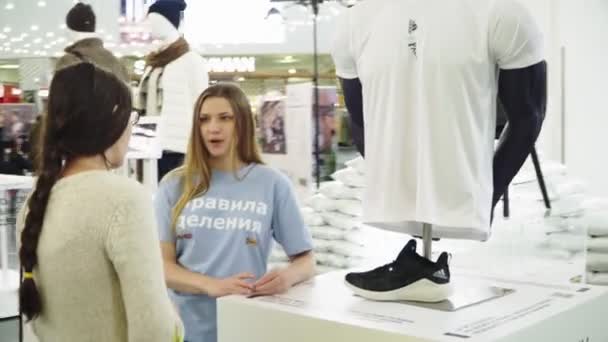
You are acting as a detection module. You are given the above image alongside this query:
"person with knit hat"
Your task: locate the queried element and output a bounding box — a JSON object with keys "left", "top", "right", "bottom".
{"left": 135, "top": 0, "right": 209, "bottom": 183}
{"left": 55, "top": 2, "right": 129, "bottom": 84}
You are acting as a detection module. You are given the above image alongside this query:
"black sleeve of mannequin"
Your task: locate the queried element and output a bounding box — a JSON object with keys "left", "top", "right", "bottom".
{"left": 339, "top": 77, "right": 365, "bottom": 156}
{"left": 493, "top": 61, "right": 547, "bottom": 209}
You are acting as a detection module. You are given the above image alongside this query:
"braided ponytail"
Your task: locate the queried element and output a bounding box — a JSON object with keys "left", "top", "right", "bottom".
{"left": 19, "top": 131, "right": 63, "bottom": 320}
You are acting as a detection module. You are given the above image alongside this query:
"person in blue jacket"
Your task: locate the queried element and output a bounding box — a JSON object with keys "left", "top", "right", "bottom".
{"left": 155, "top": 83, "right": 315, "bottom": 342}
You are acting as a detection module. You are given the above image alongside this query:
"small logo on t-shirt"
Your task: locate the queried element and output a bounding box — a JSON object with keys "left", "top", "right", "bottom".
{"left": 408, "top": 19, "right": 418, "bottom": 58}
{"left": 246, "top": 236, "right": 258, "bottom": 246}
{"left": 177, "top": 233, "right": 193, "bottom": 240}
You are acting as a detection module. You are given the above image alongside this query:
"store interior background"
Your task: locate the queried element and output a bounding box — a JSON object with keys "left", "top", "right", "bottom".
{"left": 0, "top": 0, "right": 608, "bottom": 341}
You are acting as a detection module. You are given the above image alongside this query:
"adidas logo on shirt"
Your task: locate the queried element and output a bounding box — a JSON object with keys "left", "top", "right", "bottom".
{"left": 408, "top": 19, "right": 418, "bottom": 34}
{"left": 408, "top": 19, "right": 418, "bottom": 57}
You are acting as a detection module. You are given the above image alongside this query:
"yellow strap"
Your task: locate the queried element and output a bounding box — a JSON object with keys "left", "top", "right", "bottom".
{"left": 23, "top": 272, "right": 34, "bottom": 280}
{"left": 174, "top": 325, "right": 183, "bottom": 342}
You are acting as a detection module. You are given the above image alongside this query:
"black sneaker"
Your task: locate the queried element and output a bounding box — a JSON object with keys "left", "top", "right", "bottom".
{"left": 344, "top": 239, "right": 453, "bottom": 303}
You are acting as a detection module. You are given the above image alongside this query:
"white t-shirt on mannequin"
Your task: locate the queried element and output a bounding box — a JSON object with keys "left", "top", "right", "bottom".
{"left": 331, "top": 0, "right": 544, "bottom": 241}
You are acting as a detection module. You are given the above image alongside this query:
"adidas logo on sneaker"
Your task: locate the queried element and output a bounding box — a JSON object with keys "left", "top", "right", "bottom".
{"left": 433, "top": 269, "right": 449, "bottom": 280}
{"left": 345, "top": 239, "right": 453, "bottom": 303}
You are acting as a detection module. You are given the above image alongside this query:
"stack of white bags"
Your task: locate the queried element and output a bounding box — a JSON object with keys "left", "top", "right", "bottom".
{"left": 269, "top": 157, "right": 369, "bottom": 274}
{"left": 507, "top": 157, "right": 590, "bottom": 258}
{"left": 586, "top": 210, "right": 608, "bottom": 286}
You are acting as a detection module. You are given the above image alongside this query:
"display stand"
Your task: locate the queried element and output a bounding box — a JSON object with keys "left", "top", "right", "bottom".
{"left": 0, "top": 175, "right": 33, "bottom": 321}
{"left": 419, "top": 223, "right": 510, "bottom": 311}
{"left": 218, "top": 271, "right": 608, "bottom": 342}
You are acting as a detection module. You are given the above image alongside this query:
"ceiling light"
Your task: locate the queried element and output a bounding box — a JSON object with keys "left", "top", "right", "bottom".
{"left": 3, "top": 27, "right": 12, "bottom": 33}
{"left": 34, "top": 38, "right": 42, "bottom": 44}
{"left": 288, "top": 68, "right": 297, "bottom": 74}
{"left": 38, "top": 89, "right": 49, "bottom": 97}
{"left": 106, "top": 34, "right": 113, "bottom": 41}
{"left": 24, "top": 43, "right": 31, "bottom": 48}
{"left": 31, "top": 25, "right": 39, "bottom": 31}
{"left": 11, "top": 88, "right": 22, "bottom": 96}
{"left": 53, "top": 51, "right": 62, "bottom": 57}
{"left": 60, "top": 24, "right": 67, "bottom": 30}
{"left": 5, "top": 3, "right": 14, "bottom": 10}
{"left": 37, "top": 1, "right": 46, "bottom": 7}
{"left": 0, "top": 64, "right": 19, "bottom": 70}
{"left": 46, "top": 32, "right": 55, "bottom": 38}
{"left": 237, "top": 77, "right": 246, "bottom": 82}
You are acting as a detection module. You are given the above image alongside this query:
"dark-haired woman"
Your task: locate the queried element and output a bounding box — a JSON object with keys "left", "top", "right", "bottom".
{"left": 17, "top": 63, "right": 183, "bottom": 342}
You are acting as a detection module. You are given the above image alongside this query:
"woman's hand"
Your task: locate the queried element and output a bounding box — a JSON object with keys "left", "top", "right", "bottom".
{"left": 250, "top": 268, "right": 293, "bottom": 297}
{"left": 206, "top": 272, "right": 255, "bottom": 298}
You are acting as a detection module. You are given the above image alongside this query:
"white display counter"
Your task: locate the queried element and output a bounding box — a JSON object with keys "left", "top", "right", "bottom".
{"left": 218, "top": 270, "right": 608, "bottom": 342}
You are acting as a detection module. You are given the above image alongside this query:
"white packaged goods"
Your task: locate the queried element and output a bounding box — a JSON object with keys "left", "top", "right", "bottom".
{"left": 269, "top": 247, "right": 289, "bottom": 262}
{"left": 541, "top": 233, "right": 585, "bottom": 254}
{"left": 315, "top": 265, "right": 339, "bottom": 275}
{"left": 345, "top": 156, "right": 365, "bottom": 175}
{"left": 312, "top": 238, "right": 333, "bottom": 253}
{"left": 329, "top": 240, "right": 365, "bottom": 257}
{"left": 319, "top": 181, "right": 363, "bottom": 200}
{"left": 513, "top": 161, "right": 568, "bottom": 185}
{"left": 331, "top": 167, "right": 366, "bottom": 188}
{"left": 587, "top": 272, "right": 608, "bottom": 285}
{"left": 315, "top": 252, "right": 359, "bottom": 269}
{"left": 587, "top": 252, "right": 608, "bottom": 272}
{"left": 547, "top": 195, "right": 585, "bottom": 218}
{"left": 587, "top": 212, "right": 608, "bottom": 237}
{"left": 310, "top": 226, "right": 346, "bottom": 241}
{"left": 304, "top": 194, "right": 337, "bottom": 212}
{"left": 320, "top": 212, "right": 358, "bottom": 231}
{"left": 301, "top": 207, "right": 326, "bottom": 226}
{"left": 588, "top": 237, "right": 608, "bottom": 253}
{"left": 334, "top": 199, "right": 363, "bottom": 217}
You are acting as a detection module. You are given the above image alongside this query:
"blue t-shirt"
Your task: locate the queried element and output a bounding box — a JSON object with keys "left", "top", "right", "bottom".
{"left": 154, "top": 163, "right": 313, "bottom": 342}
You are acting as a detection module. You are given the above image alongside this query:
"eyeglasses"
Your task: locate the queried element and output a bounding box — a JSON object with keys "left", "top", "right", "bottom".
{"left": 130, "top": 111, "right": 140, "bottom": 125}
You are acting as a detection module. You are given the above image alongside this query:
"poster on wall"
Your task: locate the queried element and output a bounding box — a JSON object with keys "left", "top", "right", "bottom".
{"left": 259, "top": 96, "right": 287, "bottom": 154}
{"left": 261, "top": 83, "right": 313, "bottom": 198}
{"left": 0, "top": 104, "right": 37, "bottom": 142}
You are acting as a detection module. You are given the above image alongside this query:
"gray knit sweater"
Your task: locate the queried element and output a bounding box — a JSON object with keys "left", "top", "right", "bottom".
{"left": 17, "top": 171, "right": 183, "bottom": 342}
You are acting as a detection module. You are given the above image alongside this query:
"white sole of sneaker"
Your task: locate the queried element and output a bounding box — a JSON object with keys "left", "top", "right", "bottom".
{"left": 345, "top": 279, "right": 454, "bottom": 303}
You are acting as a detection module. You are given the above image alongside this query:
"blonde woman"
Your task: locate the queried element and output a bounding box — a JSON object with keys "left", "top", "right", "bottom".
{"left": 155, "top": 83, "right": 315, "bottom": 342}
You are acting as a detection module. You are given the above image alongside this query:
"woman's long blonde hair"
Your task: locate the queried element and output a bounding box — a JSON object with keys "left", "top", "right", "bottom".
{"left": 170, "top": 83, "right": 263, "bottom": 230}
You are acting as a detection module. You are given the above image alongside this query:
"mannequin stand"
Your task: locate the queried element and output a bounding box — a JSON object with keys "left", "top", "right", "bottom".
{"left": 410, "top": 223, "right": 514, "bottom": 312}
{"left": 502, "top": 146, "right": 551, "bottom": 219}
